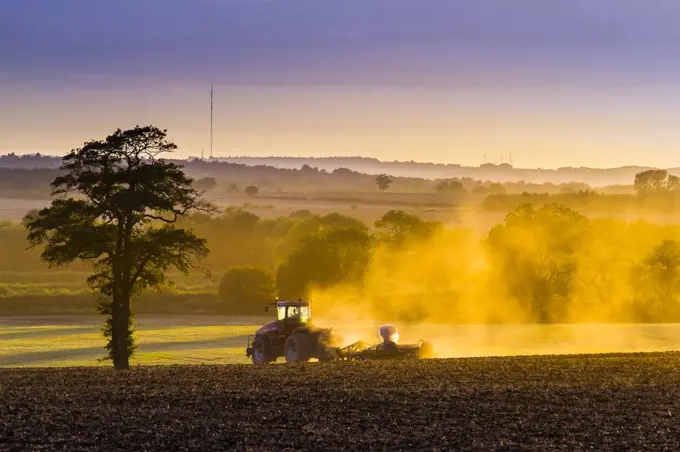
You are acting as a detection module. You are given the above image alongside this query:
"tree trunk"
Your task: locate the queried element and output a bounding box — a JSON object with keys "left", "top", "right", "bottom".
{"left": 112, "top": 219, "right": 131, "bottom": 371}
{"left": 113, "top": 291, "right": 131, "bottom": 370}
{"left": 114, "top": 218, "right": 135, "bottom": 371}
{"left": 110, "top": 293, "right": 121, "bottom": 369}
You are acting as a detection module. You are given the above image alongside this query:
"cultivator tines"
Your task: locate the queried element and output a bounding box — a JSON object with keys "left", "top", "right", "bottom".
{"left": 335, "top": 338, "right": 434, "bottom": 361}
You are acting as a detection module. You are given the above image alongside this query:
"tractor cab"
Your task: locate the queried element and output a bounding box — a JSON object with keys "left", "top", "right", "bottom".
{"left": 273, "top": 300, "right": 311, "bottom": 324}
{"left": 254, "top": 299, "right": 312, "bottom": 336}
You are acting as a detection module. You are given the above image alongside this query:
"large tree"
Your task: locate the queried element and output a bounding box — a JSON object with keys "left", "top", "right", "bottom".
{"left": 276, "top": 226, "right": 371, "bottom": 299}
{"left": 374, "top": 209, "right": 441, "bottom": 246}
{"left": 632, "top": 239, "right": 680, "bottom": 320}
{"left": 487, "top": 203, "right": 590, "bottom": 323}
{"left": 219, "top": 266, "right": 275, "bottom": 312}
{"left": 25, "top": 126, "right": 214, "bottom": 370}
{"left": 634, "top": 169, "right": 680, "bottom": 196}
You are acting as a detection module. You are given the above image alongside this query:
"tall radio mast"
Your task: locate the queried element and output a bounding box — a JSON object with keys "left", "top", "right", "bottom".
{"left": 210, "top": 84, "right": 214, "bottom": 159}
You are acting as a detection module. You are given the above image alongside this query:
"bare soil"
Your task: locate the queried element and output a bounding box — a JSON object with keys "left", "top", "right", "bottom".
{"left": 2, "top": 352, "right": 680, "bottom": 451}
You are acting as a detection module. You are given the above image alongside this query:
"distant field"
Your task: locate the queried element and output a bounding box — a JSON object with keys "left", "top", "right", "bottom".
{"left": 0, "top": 316, "right": 263, "bottom": 367}
{"left": 208, "top": 191, "right": 472, "bottom": 227}
{"left": 0, "top": 198, "right": 49, "bottom": 221}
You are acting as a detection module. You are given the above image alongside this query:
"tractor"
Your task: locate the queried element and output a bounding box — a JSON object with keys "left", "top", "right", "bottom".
{"left": 245, "top": 299, "right": 339, "bottom": 364}
{"left": 246, "top": 300, "right": 435, "bottom": 364}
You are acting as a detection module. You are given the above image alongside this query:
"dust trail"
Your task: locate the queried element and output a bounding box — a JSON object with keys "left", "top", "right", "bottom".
{"left": 310, "top": 210, "right": 680, "bottom": 357}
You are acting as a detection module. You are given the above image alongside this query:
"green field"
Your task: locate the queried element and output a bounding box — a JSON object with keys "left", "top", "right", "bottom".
{"left": 0, "top": 316, "right": 264, "bottom": 367}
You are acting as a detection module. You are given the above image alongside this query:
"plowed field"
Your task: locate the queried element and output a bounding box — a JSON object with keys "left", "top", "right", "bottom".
{"left": 2, "top": 353, "right": 680, "bottom": 451}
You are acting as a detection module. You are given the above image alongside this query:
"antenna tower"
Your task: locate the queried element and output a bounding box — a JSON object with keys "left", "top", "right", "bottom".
{"left": 210, "top": 84, "right": 214, "bottom": 159}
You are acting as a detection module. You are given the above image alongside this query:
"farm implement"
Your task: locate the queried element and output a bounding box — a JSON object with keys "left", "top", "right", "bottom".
{"left": 245, "top": 299, "right": 434, "bottom": 364}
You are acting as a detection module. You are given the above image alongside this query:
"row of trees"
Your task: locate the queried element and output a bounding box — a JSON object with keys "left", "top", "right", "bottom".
{"left": 0, "top": 165, "right": 625, "bottom": 201}
{"left": 216, "top": 202, "right": 680, "bottom": 327}
{"left": 15, "top": 187, "right": 680, "bottom": 331}
{"left": 481, "top": 169, "right": 680, "bottom": 212}
{"left": 8, "top": 166, "right": 678, "bottom": 203}
{"left": 206, "top": 207, "right": 441, "bottom": 307}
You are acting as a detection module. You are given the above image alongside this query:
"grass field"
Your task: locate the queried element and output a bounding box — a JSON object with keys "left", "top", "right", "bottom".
{"left": 3, "top": 353, "right": 680, "bottom": 450}
{"left": 5, "top": 315, "right": 680, "bottom": 368}
{"left": 0, "top": 316, "right": 264, "bottom": 367}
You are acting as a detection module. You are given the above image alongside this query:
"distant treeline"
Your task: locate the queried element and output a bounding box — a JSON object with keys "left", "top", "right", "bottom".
{"left": 0, "top": 168, "right": 59, "bottom": 199}
{"left": 483, "top": 192, "right": 680, "bottom": 212}
{"left": 0, "top": 164, "right": 634, "bottom": 201}
{"left": 4, "top": 152, "right": 677, "bottom": 185}
{"left": 6, "top": 203, "right": 680, "bottom": 323}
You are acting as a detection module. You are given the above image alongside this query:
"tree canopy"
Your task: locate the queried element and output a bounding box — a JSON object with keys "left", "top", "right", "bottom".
{"left": 634, "top": 169, "right": 680, "bottom": 196}
{"left": 219, "top": 266, "right": 275, "bottom": 312}
{"left": 374, "top": 209, "right": 441, "bottom": 246}
{"left": 375, "top": 174, "right": 393, "bottom": 191}
{"left": 487, "top": 203, "right": 590, "bottom": 322}
{"left": 25, "top": 126, "right": 214, "bottom": 369}
{"left": 276, "top": 225, "right": 372, "bottom": 299}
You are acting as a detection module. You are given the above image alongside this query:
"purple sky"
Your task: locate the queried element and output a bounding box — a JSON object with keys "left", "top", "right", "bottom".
{"left": 2, "top": 0, "right": 680, "bottom": 167}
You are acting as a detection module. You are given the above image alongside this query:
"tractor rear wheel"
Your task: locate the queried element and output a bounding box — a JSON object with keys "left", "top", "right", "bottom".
{"left": 284, "top": 332, "right": 314, "bottom": 363}
{"left": 252, "top": 336, "right": 275, "bottom": 365}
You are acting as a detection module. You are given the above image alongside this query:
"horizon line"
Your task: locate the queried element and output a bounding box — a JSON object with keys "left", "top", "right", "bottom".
{"left": 0, "top": 152, "right": 674, "bottom": 172}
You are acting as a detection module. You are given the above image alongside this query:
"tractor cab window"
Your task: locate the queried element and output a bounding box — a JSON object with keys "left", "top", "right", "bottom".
{"left": 277, "top": 305, "right": 310, "bottom": 323}
{"left": 277, "top": 306, "right": 287, "bottom": 321}
{"left": 288, "top": 306, "right": 310, "bottom": 323}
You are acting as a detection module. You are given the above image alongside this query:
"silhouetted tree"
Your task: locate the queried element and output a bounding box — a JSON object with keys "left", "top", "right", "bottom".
{"left": 634, "top": 169, "right": 679, "bottom": 196}
{"left": 374, "top": 209, "right": 440, "bottom": 245}
{"left": 276, "top": 226, "right": 371, "bottom": 299}
{"left": 487, "top": 203, "right": 589, "bottom": 323}
{"left": 275, "top": 213, "right": 368, "bottom": 261}
{"left": 25, "top": 126, "right": 214, "bottom": 369}
{"left": 435, "top": 180, "right": 468, "bottom": 198}
{"left": 632, "top": 240, "right": 680, "bottom": 319}
{"left": 375, "top": 174, "right": 393, "bottom": 191}
{"left": 245, "top": 185, "right": 259, "bottom": 197}
{"left": 219, "top": 266, "right": 275, "bottom": 312}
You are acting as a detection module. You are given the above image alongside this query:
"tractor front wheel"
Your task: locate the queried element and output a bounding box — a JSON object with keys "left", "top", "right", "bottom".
{"left": 284, "top": 332, "right": 314, "bottom": 363}
{"left": 252, "top": 336, "right": 275, "bottom": 365}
